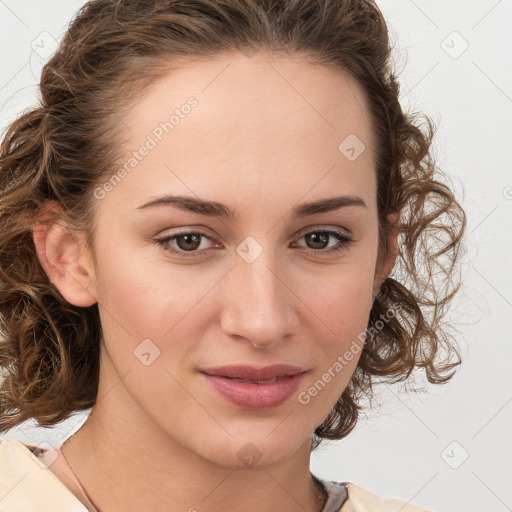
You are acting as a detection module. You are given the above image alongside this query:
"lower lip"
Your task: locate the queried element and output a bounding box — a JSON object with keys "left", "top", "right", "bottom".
{"left": 201, "top": 372, "right": 306, "bottom": 410}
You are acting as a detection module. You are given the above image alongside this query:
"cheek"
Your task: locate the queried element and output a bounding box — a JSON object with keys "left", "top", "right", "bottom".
{"left": 93, "top": 239, "right": 208, "bottom": 335}
{"left": 91, "top": 246, "right": 201, "bottom": 412}
{"left": 305, "top": 260, "right": 376, "bottom": 339}
{"left": 295, "top": 259, "right": 375, "bottom": 395}
{"left": 92, "top": 241, "right": 222, "bottom": 394}
{"left": 293, "top": 281, "right": 371, "bottom": 425}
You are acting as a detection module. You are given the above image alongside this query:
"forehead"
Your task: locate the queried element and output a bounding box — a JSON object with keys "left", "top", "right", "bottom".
{"left": 107, "top": 52, "right": 377, "bottom": 215}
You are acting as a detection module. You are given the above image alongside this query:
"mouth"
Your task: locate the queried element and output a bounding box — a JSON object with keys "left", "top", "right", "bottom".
{"left": 199, "top": 364, "right": 307, "bottom": 410}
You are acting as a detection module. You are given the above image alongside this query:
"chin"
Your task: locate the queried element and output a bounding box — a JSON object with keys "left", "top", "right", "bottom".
{"left": 197, "top": 433, "right": 308, "bottom": 470}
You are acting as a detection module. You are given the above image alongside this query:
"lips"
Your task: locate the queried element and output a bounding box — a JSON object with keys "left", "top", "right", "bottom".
{"left": 200, "top": 364, "right": 307, "bottom": 410}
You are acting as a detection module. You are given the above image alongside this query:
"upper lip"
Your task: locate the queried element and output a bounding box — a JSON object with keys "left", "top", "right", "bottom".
{"left": 200, "top": 364, "right": 306, "bottom": 381}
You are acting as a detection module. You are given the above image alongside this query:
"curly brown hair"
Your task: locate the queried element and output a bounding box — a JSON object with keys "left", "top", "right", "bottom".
{"left": 0, "top": 0, "right": 466, "bottom": 445}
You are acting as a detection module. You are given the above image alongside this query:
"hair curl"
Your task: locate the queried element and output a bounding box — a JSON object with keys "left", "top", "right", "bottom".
{"left": 0, "top": 0, "right": 466, "bottom": 445}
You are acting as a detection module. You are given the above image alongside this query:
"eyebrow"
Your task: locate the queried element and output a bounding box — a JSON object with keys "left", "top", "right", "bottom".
{"left": 134, "top": 194, "right": 367, "bottom": 219}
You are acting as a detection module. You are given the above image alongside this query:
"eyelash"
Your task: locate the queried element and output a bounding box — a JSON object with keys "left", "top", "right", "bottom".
{"left": 154, "top": 228, "right": 354, "bottom": 258}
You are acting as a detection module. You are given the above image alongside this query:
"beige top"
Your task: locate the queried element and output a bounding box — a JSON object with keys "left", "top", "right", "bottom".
{"left": 0, "top": 439, "right": 432, "bottom": 512}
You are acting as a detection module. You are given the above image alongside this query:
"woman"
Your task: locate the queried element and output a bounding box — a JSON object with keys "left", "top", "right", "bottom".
{"left": 0, "top": 0, "right": 466, "bottom": 511}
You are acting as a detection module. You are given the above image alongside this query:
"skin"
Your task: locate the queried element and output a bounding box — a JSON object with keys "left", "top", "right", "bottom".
{"left": 33, "top": 52, "right": 398, "bottom": 512}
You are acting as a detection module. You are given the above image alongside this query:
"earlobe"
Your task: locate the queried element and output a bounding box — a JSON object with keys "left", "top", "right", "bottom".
{"left": 32, "top": 204, "right": 98, "bottom": 307}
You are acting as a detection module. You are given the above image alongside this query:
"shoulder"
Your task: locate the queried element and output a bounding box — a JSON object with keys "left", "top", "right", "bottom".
{"left": 315, "top": 476, "right": 434, "bottom": 512}
{"left": 340, "top": 481, "right": 434, "bottom": 512}
{"left": 0, "top": 438, "right": 88, "bottom": 512}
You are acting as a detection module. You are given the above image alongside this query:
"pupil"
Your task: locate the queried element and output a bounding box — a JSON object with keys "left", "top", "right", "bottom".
{"left": 308, "top": 232, "right": 328, "bottom": 249}
{"left": 179, "top": 234, "right": 200, "bottom": 251}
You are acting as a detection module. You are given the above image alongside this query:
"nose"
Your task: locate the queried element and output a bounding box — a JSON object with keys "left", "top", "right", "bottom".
{"left": 219, "top": 251, "right": 297, "bottom": 349}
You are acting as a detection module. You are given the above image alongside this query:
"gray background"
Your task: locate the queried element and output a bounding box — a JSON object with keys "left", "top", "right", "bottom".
{"left": 1, "top": 1, "right": 511, "bottom": 511}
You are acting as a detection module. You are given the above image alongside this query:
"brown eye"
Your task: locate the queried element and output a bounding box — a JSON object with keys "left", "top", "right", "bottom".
{"left": 173, "top": 233, "right": 202, "bottom": 251}
{"left": 155, "top": 231, "right": 215, "bottom": 257}
{"left": 304, "top": 232, "right": 330, "bottom": 250}
{"left": 294, "top": 229, "right": 353, "bottom": 255}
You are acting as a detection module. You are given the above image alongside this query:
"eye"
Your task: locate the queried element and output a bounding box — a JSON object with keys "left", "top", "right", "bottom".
{"left": 292, "top": 228, "right": 354, "bottom": 256}
{"left": 154, "top": 227, "right": 354, "bottom": 258}
{"left": 155, "top": 230, "right": 217, "bottom": 258}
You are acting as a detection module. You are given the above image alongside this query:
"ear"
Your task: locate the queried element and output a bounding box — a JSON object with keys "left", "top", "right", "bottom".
{"left": 372, "top": 212, "right": 400, "bottom": 300}
{"left": 32, "top": 201, "right": 98, "bottom": 307}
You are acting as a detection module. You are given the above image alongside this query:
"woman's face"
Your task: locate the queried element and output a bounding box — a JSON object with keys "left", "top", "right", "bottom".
{"left": 76, "top": 53, "right": 395, "bottom": 467}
